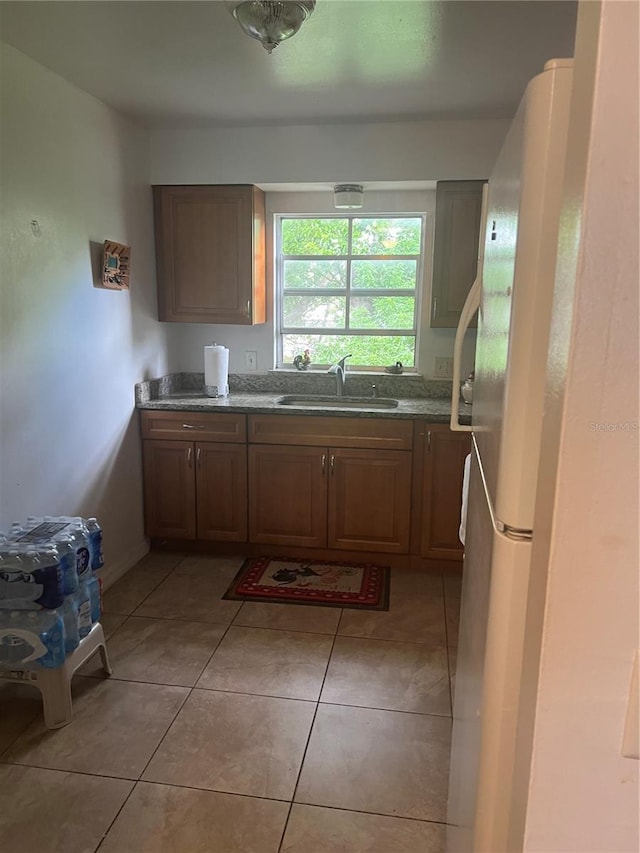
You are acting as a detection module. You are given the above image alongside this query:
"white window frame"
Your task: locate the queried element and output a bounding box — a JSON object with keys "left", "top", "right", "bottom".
{"left": 275, "top": 213, "right": 426, "bottom": 370}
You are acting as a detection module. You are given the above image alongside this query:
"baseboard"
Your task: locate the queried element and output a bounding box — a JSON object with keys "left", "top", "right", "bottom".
{"left": 149, "top": 538, "right": 463, "bottom": 575}
{"left": 100, "top": 539, "right": 150, "bottom": 590}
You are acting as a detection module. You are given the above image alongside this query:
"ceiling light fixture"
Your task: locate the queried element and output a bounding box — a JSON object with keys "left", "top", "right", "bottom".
{"left": 334, "top": 184, "right": 364, "bottom": 209}
{"left": 226, "top": 1, "right": 316, "bottom": 54}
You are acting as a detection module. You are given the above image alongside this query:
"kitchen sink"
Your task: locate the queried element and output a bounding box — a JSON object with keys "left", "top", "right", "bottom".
{"left": 276, "top": 395, "right": 399, "bottom": 409}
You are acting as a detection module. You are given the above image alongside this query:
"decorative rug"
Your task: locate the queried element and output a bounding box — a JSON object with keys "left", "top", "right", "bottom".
{"left": 223, "top": 557, "right": 390, "bottom": 611}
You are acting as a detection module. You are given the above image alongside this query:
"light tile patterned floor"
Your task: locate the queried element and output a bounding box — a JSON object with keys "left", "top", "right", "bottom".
{"left": 0, "top": 552, "right": 461, "bottom": 853}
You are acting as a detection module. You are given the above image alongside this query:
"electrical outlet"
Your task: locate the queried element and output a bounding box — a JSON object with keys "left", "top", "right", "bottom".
{"left": 434, "top": 356, "right": 453, "bottom": 378}
{"left": 245, "top": 351, "right": 258, "bottom": 371}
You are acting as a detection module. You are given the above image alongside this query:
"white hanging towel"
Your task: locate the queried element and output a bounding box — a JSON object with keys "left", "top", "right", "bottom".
{"left": 459, "top": 453, "right": 471, "bottom": 546}
{"left": 204, "top": 344, "right": 229, "bottom": 397}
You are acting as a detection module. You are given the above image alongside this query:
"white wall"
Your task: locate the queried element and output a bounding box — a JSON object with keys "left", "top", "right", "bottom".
{"left": 0, "top": 44, "right": 169, "bottom": 580}
{"left": 165, "top": 188, "right": 477, "bottom": 378}
{"left": 149, "top": 119, "right": 510, "bottom": 187}
{"left": 515, "top": 2, "right": 639, "bottom": 849}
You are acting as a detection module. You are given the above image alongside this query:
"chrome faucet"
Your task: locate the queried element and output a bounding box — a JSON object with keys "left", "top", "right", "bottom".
{"left": 327, "top": 354, "right": 352, "bottom": 396}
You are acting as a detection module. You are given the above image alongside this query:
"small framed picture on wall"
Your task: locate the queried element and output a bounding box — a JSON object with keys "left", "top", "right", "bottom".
{"left": 102, "top": 240, "right": 131, "bottom": 290}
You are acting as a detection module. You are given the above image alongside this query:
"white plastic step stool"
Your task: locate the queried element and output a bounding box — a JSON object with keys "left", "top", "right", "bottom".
{"left": 0, "top": 622, "right": 112, "bottom": 728}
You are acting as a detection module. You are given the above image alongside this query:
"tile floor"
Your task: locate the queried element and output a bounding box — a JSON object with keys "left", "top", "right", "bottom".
{"left": 0, "top": 552, "right": 461, "bottom": 853}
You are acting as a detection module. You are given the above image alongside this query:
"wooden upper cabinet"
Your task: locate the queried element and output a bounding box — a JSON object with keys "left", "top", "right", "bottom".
{"left": 153, "top": 185, "right": 266, "bottom": 325}
{"left": 430, "top": 180, "right": 485, "bottom": 328}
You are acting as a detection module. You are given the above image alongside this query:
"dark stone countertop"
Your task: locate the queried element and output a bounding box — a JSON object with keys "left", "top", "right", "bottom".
{"left": 135, "top": 373, "right": 472, "bottom": 425}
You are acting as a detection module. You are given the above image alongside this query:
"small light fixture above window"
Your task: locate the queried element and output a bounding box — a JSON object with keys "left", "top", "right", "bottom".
{"left": 334, "top": 184, "right": 364, "bottom": 209}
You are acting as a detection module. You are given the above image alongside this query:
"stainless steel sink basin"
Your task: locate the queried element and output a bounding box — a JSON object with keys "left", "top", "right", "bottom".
{"left": 276, "top": 395, "right": 399, "bottom": 409}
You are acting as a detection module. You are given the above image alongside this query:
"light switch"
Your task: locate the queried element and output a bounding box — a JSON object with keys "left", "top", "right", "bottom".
{"left": 621, "top": 650, "right": 639, "bottom": 759}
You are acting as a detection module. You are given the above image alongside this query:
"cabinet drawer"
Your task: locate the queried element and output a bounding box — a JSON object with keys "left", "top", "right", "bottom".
{"left": 248, "top": 414, "right": 413, "bottom": 451}
{"left": 141, "top": 410, "right": 246, "bottom": 443}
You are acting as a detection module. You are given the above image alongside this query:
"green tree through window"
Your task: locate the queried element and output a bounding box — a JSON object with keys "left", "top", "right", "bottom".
{"left": 278, "top": 216, "right": 423, "bottom": 368}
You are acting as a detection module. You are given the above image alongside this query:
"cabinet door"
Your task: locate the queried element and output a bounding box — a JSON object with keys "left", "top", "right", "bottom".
{"left": 421, "top": 428, "right": 471, "bottom": 559}
{"left": 143, "top": 440, "right": 196, "bottom": 539}
{"left": 430, "top": 180, "right": 485, "bottom": 328}
{"left": 248, "top": 445, "right": 327, "bottom": 548}
{"left": 196, "top": 442, "right": 248, "bottom": 542}
{"left": 153, "top": 185, "right": 265, "bottom": 325}
{"left": 328, "top": 448, "right": 412, "bottom": 554}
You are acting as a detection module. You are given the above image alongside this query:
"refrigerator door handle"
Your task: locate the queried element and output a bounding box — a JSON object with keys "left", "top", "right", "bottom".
{"left": 450, "top": 182, "right": 489, "bottom": 433}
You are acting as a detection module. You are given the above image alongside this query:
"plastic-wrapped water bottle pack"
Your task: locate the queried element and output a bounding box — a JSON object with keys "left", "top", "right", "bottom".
{"left": 0, "top": 517, "right": 103, "bottom": 670}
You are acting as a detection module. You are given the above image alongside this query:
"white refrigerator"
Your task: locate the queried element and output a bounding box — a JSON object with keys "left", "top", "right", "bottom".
{"left": 447, "top": 58, "right": 574, "bottom": 852}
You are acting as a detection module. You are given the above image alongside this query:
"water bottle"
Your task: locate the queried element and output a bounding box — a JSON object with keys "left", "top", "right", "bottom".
{"left": 0, "top": 609, "right": 65, "bottom": 670}
{"left": 40, "top": 530, "right": 90, "bottom": 640}
{"left": 59, "top": 595, "right": 80, "bottom": 654}
{"left": 48, "top": 524, "right": 93, "bottom": 635}
{"left": 68, "top": 520, "right": 91, "bottom": 581}
{"left": 0, "top": 550, "right": 23, "bottom": 606}
{"left": 53, "top": 535, "right": 79, "bottom": 596}
{"left": 38, "top": 544, "right": 79, "bottom": 654}
{"left": 85, "top": 517, "right": 104, "bottom": 570}
{"left": 0, "top": 548, "right": 64, "bottom": 611}
{"left": 18, "top": 546, "right": 64, "bottom": 610}
{"left": 71, "top": 522, "right": 100, "bottom": 625}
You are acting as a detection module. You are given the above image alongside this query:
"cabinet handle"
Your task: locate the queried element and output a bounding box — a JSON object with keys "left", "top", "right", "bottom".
{"left": 196, "top": 447, "right": 201, "bottom": 469}
{"left": 330, "top": 454, "right": 335, "bottom": 475}
{"left": 246, "top": 300, "right": 251, "bottom": 318}
{"left": 321, "top": 453, "right": 326, "bottom": 475}
{"left": 427, "top": 430, "right": 432, "bottom": 452}
{"left": 432, "top": 297, "right": 438, "bottom": 318}
{"left": 181, "top": 423, "right": 204, "bottom": 430}
{"left": 187, "top": 447, "right": 193, "bottom": 467}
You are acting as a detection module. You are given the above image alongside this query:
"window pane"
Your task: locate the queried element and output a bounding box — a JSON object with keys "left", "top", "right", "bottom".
{"left": 351, "top": 259, "right": 417, "bottom": 290}
{"left": 350, "top": 296, "right": 415, "bottom": 330}
{"left": 283, "top": 295, "right": 346, "bottom": 329}
{"left": 282, "top": 334, "right": 415, "bottom": 368}
{"left": 282, "top": 219, "right": 348, "bottom": 255}
{"left": 284, "top": 260, "right": 347, "bottom": 290}
{"left": 352, "top": 218, "right": 422, "bottom": 255}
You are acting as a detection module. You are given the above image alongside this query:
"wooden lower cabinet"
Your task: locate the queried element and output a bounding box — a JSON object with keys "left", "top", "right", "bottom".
{"left": 248, "top": 444, "right": 412, "bottom": 554}
{"left": 248, "top": 445, "right": 327, "bottom": 548}
{"left": 143, "top": 439, "right": 247, "bottom": 541}
{"left": 328, "top": 448, "right": 412, "bottom": 553}
{"left": 196, "top": 443, "right": 247, "bottom": 542}
{"left": 143, "top": 439, "right": 196, "bottom": 539}
{"left": 141, "top": 411, "right": 468, "bottom": 561}
{"left": 421, "top": 426, "right": 471, "bottom": 560}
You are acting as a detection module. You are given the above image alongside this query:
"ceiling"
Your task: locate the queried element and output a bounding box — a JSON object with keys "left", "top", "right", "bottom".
{"left": 0, "top": 1, "right": 577, "bottom": 128}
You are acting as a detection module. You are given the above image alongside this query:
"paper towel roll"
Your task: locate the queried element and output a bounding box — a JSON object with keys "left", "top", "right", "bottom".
{"left": 204, "top": 344, "right": 229, "bottom": 398}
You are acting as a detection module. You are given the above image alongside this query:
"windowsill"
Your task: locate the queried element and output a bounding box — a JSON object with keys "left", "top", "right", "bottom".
{"left": 270, "top": 367, "right": 423, "bottom": 378}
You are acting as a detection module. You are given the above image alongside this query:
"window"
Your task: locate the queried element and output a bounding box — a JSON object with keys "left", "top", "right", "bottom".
{"left": 276, "top": 215, "right": 424, "bottom": 369}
